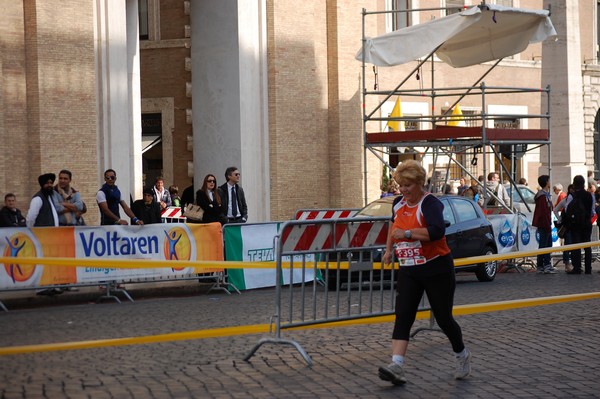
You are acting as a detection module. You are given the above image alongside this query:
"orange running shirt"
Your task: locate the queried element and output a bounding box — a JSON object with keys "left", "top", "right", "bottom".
{"left": 392, "top": 194, "right": 450, "bottom": 266}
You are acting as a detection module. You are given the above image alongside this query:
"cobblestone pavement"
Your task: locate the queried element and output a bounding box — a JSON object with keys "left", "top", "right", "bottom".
{"left": 1, "top": 265, "right": 600, "bottom": 398}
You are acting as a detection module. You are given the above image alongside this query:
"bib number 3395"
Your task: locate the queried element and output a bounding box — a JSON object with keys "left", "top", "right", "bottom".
{"left": 395, "top": 241, "right": 426, "bottom": 266}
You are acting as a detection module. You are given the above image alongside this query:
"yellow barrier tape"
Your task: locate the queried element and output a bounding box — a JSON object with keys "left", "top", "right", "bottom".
{"left": 2, "top": 239, "right": 598, "bottom": 271}
{"left": 1, "top": 291, "right": 599, "bottom": 356}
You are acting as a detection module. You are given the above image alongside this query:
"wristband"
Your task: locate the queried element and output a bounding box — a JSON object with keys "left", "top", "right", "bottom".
{"left": 114, "top": 219, "right": 120, "bottom": 225}
{"left": 133, "top": 217, "right": 139, "bottom": 224}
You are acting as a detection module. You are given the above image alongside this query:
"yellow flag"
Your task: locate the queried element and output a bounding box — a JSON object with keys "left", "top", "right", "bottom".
{"left": 386, "top": 98, "right": 404, "bottom": 131}
{"left": 448, "top": 104, "right": 465, "bottom": 127}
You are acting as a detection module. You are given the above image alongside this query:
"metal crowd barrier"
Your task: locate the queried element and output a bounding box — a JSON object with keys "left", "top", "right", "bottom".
{"left": 244, "top": 217, "right": 600, "bottom": 366}
{"left": 245, "top": 217, "right": 404, "bottom": 365}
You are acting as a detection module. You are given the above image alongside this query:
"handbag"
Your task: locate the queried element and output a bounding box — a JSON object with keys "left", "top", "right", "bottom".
{"left": 183, "top": 204, "right": 204, "bottom": 221}
{"left": 557, "top": 224, "right": 568, "bottom": 239}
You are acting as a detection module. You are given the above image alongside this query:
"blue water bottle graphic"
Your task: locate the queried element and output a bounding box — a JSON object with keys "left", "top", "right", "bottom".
{"left": 498, "top": 220, "right": 516, "bottom": 248}
{"left": 520, "top": 219, "right": 531, "bottom": 246}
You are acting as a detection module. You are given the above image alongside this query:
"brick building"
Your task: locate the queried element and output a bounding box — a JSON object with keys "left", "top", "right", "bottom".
{"left": 2, "top": 1, "right": 600, "bottom": 223}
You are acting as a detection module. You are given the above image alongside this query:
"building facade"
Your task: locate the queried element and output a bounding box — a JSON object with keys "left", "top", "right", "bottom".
{"left": 1, "top": 0, "right": 599, "bottom": 223}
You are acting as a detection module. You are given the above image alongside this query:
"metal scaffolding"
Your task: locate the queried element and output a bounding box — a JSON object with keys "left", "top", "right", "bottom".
{"left": 359, "top": 4, "right": 553, "bottom": 214}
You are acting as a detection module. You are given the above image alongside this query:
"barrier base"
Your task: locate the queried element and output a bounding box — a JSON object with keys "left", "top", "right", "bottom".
{"left": 207, "top": 272, "right": 241, "bottom": 295}
{"left": 96, "top": 282, "right": 134, "bottom": 304}
{"left": 244, "top": 336, "right": 313, "bottom": 366}
{"left": 410, "top": 312, "right": 442, "bottom": 338}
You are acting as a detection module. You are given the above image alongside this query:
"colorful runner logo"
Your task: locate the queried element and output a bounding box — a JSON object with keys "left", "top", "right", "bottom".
{"left": 163, "top": 227, "right": 192, "bottom": 270}
{"left": 3, "top": 233, "right": 38, "bottom": 283}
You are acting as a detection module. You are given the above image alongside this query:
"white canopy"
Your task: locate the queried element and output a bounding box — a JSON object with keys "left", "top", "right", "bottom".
{"left": 356, "top": 5, "right": 557, "bottom": 68}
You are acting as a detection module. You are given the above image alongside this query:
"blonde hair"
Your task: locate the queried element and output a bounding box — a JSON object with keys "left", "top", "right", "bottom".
{"left": 393, "top": 160, "right": 426, "bottom": 187}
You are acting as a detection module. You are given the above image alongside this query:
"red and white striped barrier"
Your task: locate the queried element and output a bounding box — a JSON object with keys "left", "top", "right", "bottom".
{"left": 280, "top": 218, "right": 388, "bottom": 253}
{"left": 294, "top": 208, "right": 359, "bottom": 221}
{"left": 161, "top": 207, "right": 186, "bottom": 223}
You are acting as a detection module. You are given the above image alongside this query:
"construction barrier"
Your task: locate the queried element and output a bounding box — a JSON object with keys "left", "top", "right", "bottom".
{"left": 294, "top": 208, "right": 359, "bottom": 221}
{"left": 161, "top": 206, "right": 187, "bottom": 223}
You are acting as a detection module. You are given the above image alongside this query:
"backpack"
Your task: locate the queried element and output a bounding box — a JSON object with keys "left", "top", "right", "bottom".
{"left": 563, "top": 194, "right": 588, "bottom": 228}
{"left": 486, "top": 184, "right": 500, "bottom": 206}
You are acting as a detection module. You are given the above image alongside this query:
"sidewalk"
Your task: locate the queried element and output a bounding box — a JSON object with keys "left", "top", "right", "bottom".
{"left": 1, "top": 269, "right": 599, "bottom": 398}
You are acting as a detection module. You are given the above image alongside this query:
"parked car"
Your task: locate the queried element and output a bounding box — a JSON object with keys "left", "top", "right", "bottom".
{"left": 325, "top": 194, "right": 498, "bottom": 288}
{"left": 504, "top": 184, "right": 536, "bottom": 216}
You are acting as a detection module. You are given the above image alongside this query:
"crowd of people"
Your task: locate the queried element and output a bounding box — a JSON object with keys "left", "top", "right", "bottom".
{"left": 0, "top": 166, "right": 249, "bottom": 229}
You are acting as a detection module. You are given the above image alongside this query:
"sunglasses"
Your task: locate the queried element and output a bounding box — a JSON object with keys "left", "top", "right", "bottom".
{"left": 105, "top": 175, "right": 116, "bottom": 181}
{"left": 207, "top": 179, "right": 216, "bottom": 183}
{"left": 233, "top": 173, "right": 240, "bottom": 176}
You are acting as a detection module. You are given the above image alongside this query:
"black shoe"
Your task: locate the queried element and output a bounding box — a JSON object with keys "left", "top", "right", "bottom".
{"left": 566, "top": 269, "right": 582, "bottom": 275}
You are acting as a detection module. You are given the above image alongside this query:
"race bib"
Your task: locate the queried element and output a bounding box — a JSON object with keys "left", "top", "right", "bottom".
{"left": 395, "top": 241, "right": 426, "bottom": 266}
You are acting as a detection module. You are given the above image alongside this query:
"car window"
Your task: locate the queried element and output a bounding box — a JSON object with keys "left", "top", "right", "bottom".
{"left": 507, "top": 185, "right": 536, "bottom": 204}
{"left": 440, "top": 198, "right": 456, "bottom": 225}
{"left": 518, "top": 187, "right": 536, "bottom": 204}
{"left": 451, "top": 198, "right": 479, "bottom": 223}
{"left": 355, "top": 200, "right": 393, "bottom": 217}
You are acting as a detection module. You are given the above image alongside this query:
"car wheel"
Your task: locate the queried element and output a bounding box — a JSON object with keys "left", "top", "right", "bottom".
{"left": 475, "top": 246, "right": 497, "bottom": 282}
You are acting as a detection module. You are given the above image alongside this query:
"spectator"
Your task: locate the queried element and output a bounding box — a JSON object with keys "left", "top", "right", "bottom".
{"left": 169, "top": 185, "right": 181, "bottom": 207}
{"left": 96, "top": 169, "right": 142, "bottom": 226}
{"left": 532, "top": 175, "right": 555, "bottom": 274}
{"left": 378, "top": 160, "right": 471, "bottom": 385}
{"left": 131, "top": 187, "right": 161, "bottom": 224}
{"left": 565, "top": 175, "right": 593, "bottom": 274}
{"left": 218, "top": 166, "right": 248, "bottom": 224}
{"left": 0, "top": 193, "right": 26, "bottom": 227}
{"left": 518, "top": 177, "right": 528, "bottom": 186}
{"left": 152, "top": 176, "right": 172, "bottom": 210}
{"left": 554, "top": 184, "right": 573, "bottom": 271}
{"left": 53, "top": 169, "right": 86, "bottom": 226}
{"left": 381, "top": 179, "right": 400, "bottom": 198}
{"left": 484, "top": 172, "right": 511, "bottom": 208}
{"left": 181, "top": 183, "right": 195, "bottom": 208}
{"left": 196, "top": 174, "right": 227, "bottom": 225}
{"left": 553, "top": 183, "right": 566, "bottom": 207}
{"left": 463, "top": 179, "right": 483, "bottom": 206}
{"left": 587, "top": 170, "right": 596, "bottom": 188}
{"left": 456, "top": 177, "right": 469, "bottom": 196}
{"left": 26, "top": 173, "right": 60, "bottom": 227}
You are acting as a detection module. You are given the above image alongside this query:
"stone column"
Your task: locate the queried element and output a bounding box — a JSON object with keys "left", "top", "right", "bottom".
{"left": 190, "top": 0, "right": 269, "bottom": 222}
{"left": 542, "top": 0, "right": 588, "bottom": 188}
{"left": 95, "top": 0, "right": 143, "bottom": 205}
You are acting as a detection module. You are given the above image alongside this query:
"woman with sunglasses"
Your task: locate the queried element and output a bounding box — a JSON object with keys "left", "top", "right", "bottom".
{"left": 195, "top": 174, "right": 227, "bottom": 225}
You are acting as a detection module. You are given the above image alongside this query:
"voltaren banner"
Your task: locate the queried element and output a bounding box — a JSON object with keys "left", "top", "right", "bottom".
{"left": 0, "top": 223, "right": 223, "bottom": 289}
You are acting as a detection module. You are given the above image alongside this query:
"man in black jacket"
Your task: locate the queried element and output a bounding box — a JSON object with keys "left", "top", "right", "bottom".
{"left": 0, "top": 193, "right": 26, "bottom": 227}
{"left": 218, "top": 166, "right": 248, "bottom": 224}
{"left": 26, "top": 173, "right": 59, "bottom": 227}
{"left": 565, "top": 175, "right": 593, "bottom": 274}
{"left": 131, "top": 188, "right": 161, "bottom": 225}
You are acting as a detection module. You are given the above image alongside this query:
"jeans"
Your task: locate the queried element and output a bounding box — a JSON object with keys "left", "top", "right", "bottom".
{"left": 536, "top": 227, "right": 552, "bottom": 269}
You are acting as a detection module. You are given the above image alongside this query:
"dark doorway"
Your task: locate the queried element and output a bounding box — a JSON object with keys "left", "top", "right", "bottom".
{"left": 142, "top": 113, "right": 163, "bottom": 188}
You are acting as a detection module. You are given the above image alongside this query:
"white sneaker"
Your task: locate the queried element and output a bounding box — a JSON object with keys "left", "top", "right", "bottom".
{"left": 455, "top": 349, "right": 471, "bottom": 380}
{"left": 378, "top": 362, "right": 407, "bottom": 385}
{"left": 543, "top": 265, "right": 557, "bottom": 274}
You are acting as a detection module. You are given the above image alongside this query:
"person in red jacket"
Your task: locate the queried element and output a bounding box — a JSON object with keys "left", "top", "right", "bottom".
{"left": 532, "top": 175, "right": 555, "bottom": 274}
